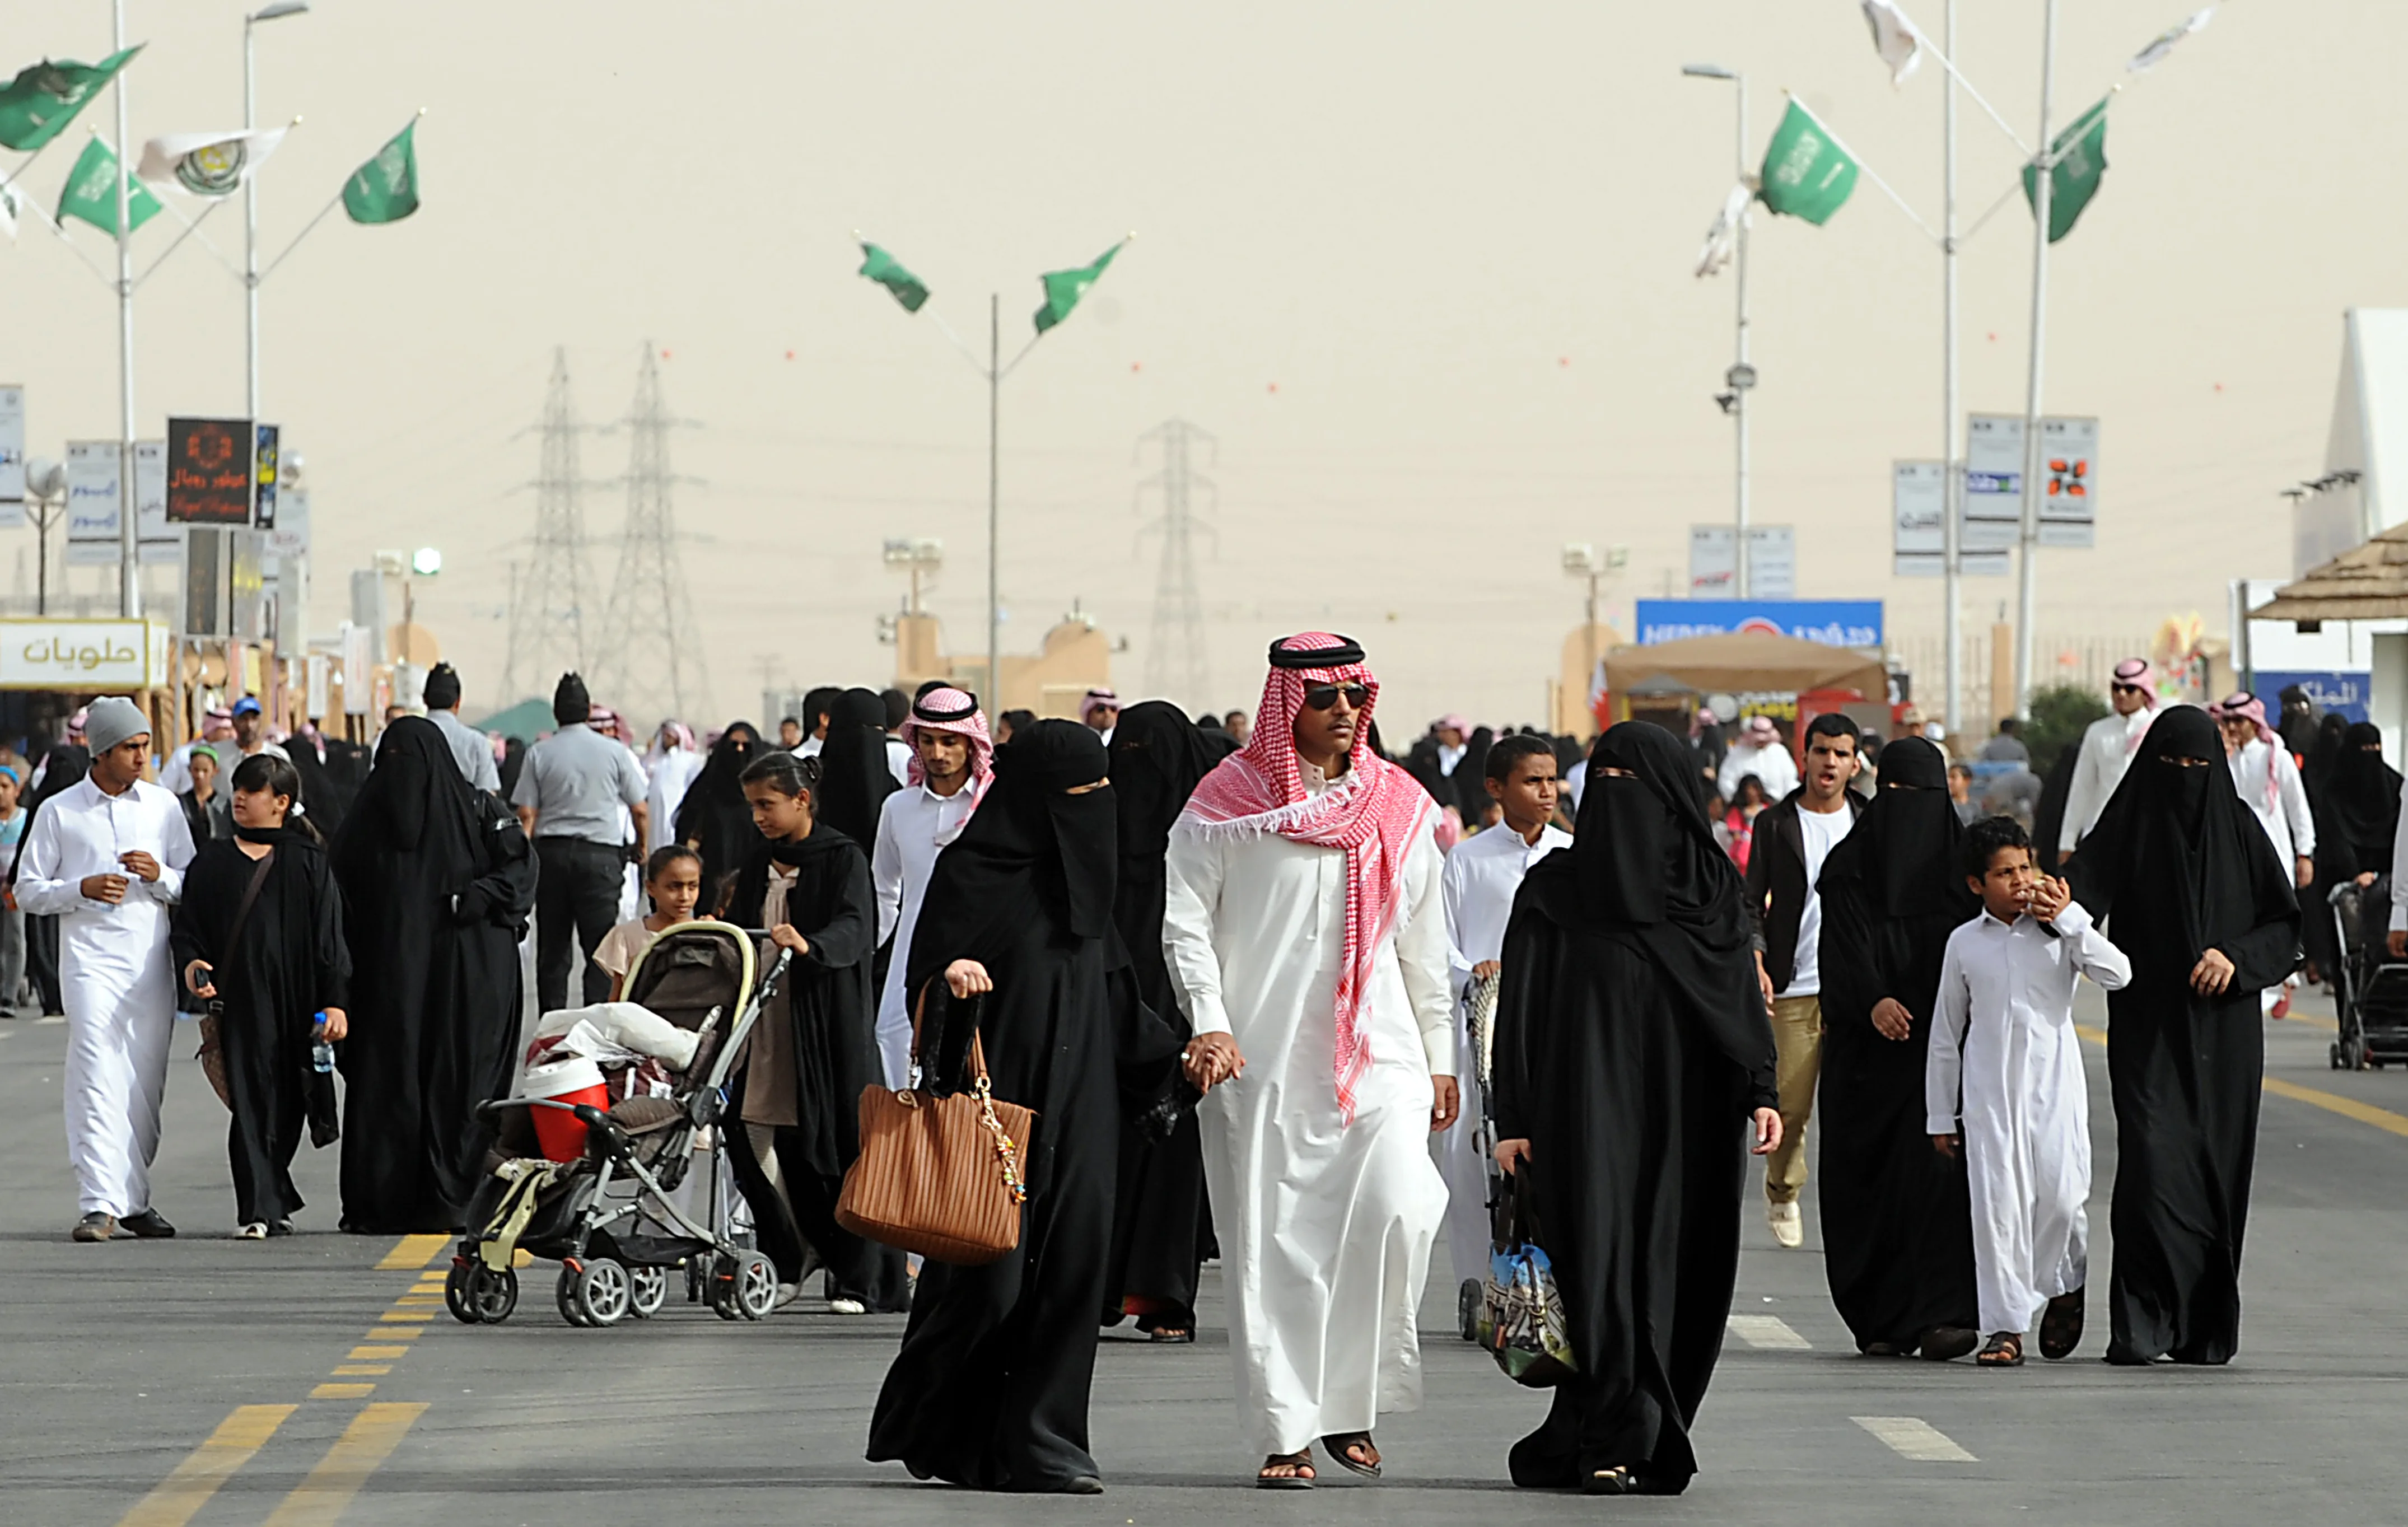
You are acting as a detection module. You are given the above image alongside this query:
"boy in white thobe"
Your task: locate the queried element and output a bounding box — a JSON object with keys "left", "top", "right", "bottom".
{"left": 16, "top": 698, "right": 196, "bottom": 1242}
{"left": 870, "top": 688, "right": 987, "bottom": 1086}
{"left": 1928, "top": 818, "right": 2130, "bottom": 1365}
{"left": 1435, "top": 736, "right": 1568, "bottom": 1293}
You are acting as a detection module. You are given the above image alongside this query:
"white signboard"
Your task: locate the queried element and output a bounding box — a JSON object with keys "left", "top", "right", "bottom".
{"left": 0, "top": 385, "right": 25, "bottom": 527}
{"left": 66, "top": 441, "right": 185, "bottom": 565}
{"left": 268, "top": 487, "right": 309, "bottom": 561}
{"left": 341, "top": 622, "right": 374, "bottom": 715}
{"left": 1965, "top": 414, "right": 2099, "bottom": 551}
{"left": 306, "top": 651, "right": 332, "bottom": 720}
{"left": 1690, "top": 524, "right": 1796, "bottom": 599}
{"left": 0, "top": 618, "right": 170, "bottom": 690}
{"left": 1892, "top": 460, "right": 2011, "bottom": 577}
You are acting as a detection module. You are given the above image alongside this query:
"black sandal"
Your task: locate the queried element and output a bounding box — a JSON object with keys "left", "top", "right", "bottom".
{"left": 1976, "top": 1332, "right": 2024, "bottom": 1367}
{"left": 1257, "top": 1451, "right": 1315, "bottom": 1489}
{"left": 1320, "top": 1432, "right": 1382, "bottom": 1478}
{"left": 1584, "top": 1465, "right": 1635, "bottom": 1496}
{"left": 2038, "top": 1288, "right": 2084, "bottom": 1360}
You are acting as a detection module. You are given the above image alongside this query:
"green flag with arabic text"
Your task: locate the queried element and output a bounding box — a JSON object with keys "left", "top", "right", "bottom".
{"left": 0, "top": 46, "right": 141, "bottom": 152}
{"left": 2021, "top": 97, "right": 2109, "bottom": 243}
{"left": 1033, "top": 241, "right": 1125, "bottom": 334}
{"left": 857, "top": 242, "right": 930, "bottom": 312}
{"left": 57, "top": 134, "right": 162, "bottom": 235}
{"left": 1757, "top": 100, "right": 1859, "bottom": 225}
{"left": 342, "top": 120, "right": 419, "bottom": 225}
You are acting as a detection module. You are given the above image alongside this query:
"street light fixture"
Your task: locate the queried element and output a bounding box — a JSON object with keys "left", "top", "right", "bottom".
{"left": 1684, "top": 62, "right": 1752, "bottom": 596}
{"left": 24, "top": 456, "right": 67, "bottom": 617}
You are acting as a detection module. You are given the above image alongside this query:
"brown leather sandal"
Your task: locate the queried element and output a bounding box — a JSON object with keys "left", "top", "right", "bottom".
{"left": 1257, "top": 1451, "right": 1315, "bottom": 1489}
{"left": 1976, "top": 1332, "right": 2024, "bottom": 1367}
{"left": 2038, "top": 1288, "right": 2085, "bottom": 1360}
{"left": 1321, "top": 1432, "right": 1381, "bottom": 1478}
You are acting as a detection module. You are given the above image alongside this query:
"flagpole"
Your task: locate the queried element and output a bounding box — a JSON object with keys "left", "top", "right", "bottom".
{"left": 2013, "top": 0, "right": 2058, "bottom": 718}
{"left": 113, "top": 0, "right": 140, "bottom": 620}
{"left": 246, "top": 10, "right": 261, "bottom": 424}
{"left": 1942, "top": 0, "right": 1962, "bottom": 736}
{"left": 1733, "top": 72, "right": 1752, "bottom": 599}
{"left": 987, "top": 291, "right": 1001, "bottom": 708}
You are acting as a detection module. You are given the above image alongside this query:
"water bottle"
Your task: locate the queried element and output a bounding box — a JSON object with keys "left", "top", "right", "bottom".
{"left": 311, "top": 1012, "right": 335, "bottom": 1075}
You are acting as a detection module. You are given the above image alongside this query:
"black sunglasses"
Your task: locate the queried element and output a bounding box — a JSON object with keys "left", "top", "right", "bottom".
{"left": 2110, "top": 682, "right": 2145, "bottom": 695}
{"left": 1302, "top": 683, "right": 1370, "bottom": 712}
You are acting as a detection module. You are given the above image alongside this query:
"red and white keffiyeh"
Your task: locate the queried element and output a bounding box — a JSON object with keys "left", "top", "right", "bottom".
{"left": 2213, "top": 690, "right": 2281, "bottom": 812}
{"left": 2113, "top": 658, "right": 2160, "bottom": 755}
{"left": 899, "top": 687, "right": 994, "bottom": 811}
{"left": 1180, "top": 632, "right": 1436, "bottom": 1124}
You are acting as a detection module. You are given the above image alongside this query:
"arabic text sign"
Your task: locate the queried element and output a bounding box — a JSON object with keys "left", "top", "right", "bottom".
{"left": 0, "top": 385, "right": 25, "bottom": 522}
{"left": 1965, "top": 414, "right": 2099, "bottom": 550}
{"left": 0, "top": 620, "right": 167, "bottom": 690}
{"left": 1892, "top": 460, "right": 2010, "bottom": 577}
{"left": 1635, "top": 599, "right": 1883, "bottom": 648}
{"left": 166, "top": 417, "right": 254, "bottom": 525}
{"left": 64, "top": 441, "right": 184, "bottom": 566}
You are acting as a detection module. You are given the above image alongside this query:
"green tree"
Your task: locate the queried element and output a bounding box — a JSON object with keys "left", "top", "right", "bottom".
{"left": 2025, "top": 684, "right": 2109, "bottom": 776}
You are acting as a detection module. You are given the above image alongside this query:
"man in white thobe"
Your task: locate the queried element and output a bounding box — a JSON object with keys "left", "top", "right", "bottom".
{"left": 2059, "top": 658, "right": 2162, "bottom": 861}
{"left": 2215, "top": 693, "right": 2316, "bottom": 1017}
{"left": 1719, "top": 714, "right": 1800, "bottom": 801}
{"left": 16, "top": 698, "right": 197, "bottom": 1242}
{"left": 1930, "top": 820, "right": 2130, "bottom": 1358}
{"left": 1434, "top": 735, "right": 1568, "bottom": 1295}
{"left": 870, "top": 688, "right": 988, "bottom": 1086}
{"left": 1164, "top": 633, "right": 1456, "bottom": 1486}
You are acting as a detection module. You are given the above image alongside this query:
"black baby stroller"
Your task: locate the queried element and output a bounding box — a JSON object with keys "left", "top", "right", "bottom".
{"left": 2327, "top": 878, "right": 2408, "bottom": 1070}
{"left": 445, "top": 921, "right": 792, "bottom": 1327}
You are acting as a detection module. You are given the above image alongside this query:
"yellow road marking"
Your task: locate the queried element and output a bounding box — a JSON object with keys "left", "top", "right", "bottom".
{"left": 263, "top": 1403, "right": 427, "bottom": 1526}
{"left": 375, "top": 1311, "right": 433, "bottom": 1324}
{"left": 1854, "top": 1415, "right": 1976, "bottom": 1462}
{"left": 2077, "top": 1026, "right": 2408, "bottom": 1138}
{"left": 348, "top": 1346, "right": 409, "bottom": 1361}
{"left": 371, "top": 1325, "right": 422, "bottom": 1342}
{"left": 2281, "top": 1012, "right": 2340, "bottom": 1032}
{"left": 332, "top": 1364, "right": 391, "bottom": 1376}
{"left": 116, "top": 1404, "right": 295, "bottom": 1527}
{"left": 374, "top": 1235, "right": 449, "bottom": 1271}
{"left": 393, "top": 1296, "right": 444, "bottom": 1307}
{"left": 309, "top": 1383, "right": 376, "bottom": 1399}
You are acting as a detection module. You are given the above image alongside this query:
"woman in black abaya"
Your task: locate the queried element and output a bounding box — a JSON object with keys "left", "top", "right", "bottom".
{"left": 1100, "top": 701, "right": 1236, "bottom": 1341}
{"left": 2066, "top": 706, "right": 2298, "bottom": 1365}
{"left": 2305, "top": 720, "right": 2396, "bottom": 982}
{"left": 332, "top": 717, "right": 537, "bottom": 1234}
{"left": 172, "top": 755, "right": 350, "bottom": 1235}
{"left": 814, "top": 688, "right": 899, "bottom": 849}
{"left": 719, "top": 751, "right": 908, "bottom": 1314}
{"left": 11, "top": 742, "right": 90, "bottom": 1017}
{"left": 674, "top": 721, "right": 763, "bottom": 908}
{"left": 868, "top": 721, "right": 1178, "bottom": 1494}
{"left": 1812, "top": 736, "right": 1981, "bottom": 1357}
{"left": 1490, "top": 721, "right": 1781, "bottom": 1496}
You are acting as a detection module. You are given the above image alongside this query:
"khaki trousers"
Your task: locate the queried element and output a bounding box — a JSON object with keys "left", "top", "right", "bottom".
{"left": 1765, "top": 994, "right": 1823, "bottom": 1206}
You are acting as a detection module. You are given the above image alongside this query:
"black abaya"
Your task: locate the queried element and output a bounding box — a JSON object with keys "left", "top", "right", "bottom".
{"left": 1810, "top": 737, "right": 1980, "bottom": 1352}
{"left": 171, "top": 829, "right": 351, "bottom": 1226}
{"left": 1100, "top": 701, "right": 1235, "bottom": 1330}
{"left": 673, "top": 722, "right": 763, "bottom": 908}
{"left": 12, "top": 744, "right": 88, "bottom": 1016}
{"left": 868, "top": 720, "right": 1177, "bottom": 1492}
{"left": 722, "top": 822, "right": 909, "bottom": 1309}
{"left": 1490, "top": 721, "right": 1778, "bottom": 1494}
{"left": 2068, "top": 706, "right": 2299, "bottom": 1365}
{"left": 332, "top": 717, "right": 538, "bottom": 1234}
{"left": 814, "top": 689, "right": 899, "bottom": 850}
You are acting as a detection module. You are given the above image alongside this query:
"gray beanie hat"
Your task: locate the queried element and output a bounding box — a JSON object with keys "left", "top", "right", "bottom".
{"left": 83, "top": 695, "right": 151, "bottom": 758}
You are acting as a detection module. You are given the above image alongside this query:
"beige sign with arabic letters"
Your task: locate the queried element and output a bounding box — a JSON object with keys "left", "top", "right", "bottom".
{"left": 0, "top": 620, "right": 171, "bottom": 690}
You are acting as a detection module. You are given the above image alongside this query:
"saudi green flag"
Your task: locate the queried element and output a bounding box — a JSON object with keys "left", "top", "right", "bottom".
{"left": 57, "top": 135, "right": 162, "bottom": 235}
{"left": 2021, "top": 97, "right": 2109, "bottom": 243}
{"left": 1033, "top": 240, "right": 1124, "bottom": 334}
{"left": 342, "top": 120, "right": 419, "bottom": 225}
{"left": 1757, "top": 100, "right": 1859, "bottom": 225}
{"left": 0, "top": 47, "right": 141, "bottom": 153}
{"left": 857, "top": 242, "right": 929, "bottom": 312}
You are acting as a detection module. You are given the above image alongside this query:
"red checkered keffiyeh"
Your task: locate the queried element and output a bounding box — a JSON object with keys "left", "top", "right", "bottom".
{"left": 1179, "top": 633, "right": 1436, "bottom": 1124}
{"left": 899, "top": 687, "right": 993, "bottom": 812}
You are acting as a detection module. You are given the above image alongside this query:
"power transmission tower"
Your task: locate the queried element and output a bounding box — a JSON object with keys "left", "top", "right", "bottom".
{"left": 597, "top": 343, "right": 710, "bottom": 723}
{"left": 1135, "top": 419, "right": 1216, "bottom": 710}
{"left": 502, "top": 347, "right": 599, "bottom": 704}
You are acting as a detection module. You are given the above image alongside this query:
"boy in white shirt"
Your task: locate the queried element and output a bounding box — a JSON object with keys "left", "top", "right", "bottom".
{"left": 1928, "top": 816, "right": 2131, "bottom": 1367}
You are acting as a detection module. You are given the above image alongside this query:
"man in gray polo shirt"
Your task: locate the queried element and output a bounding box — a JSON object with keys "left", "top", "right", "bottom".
{"left": 512, "top": 673, "right": 648, "bottom": 1012}
{"left": 422, "top": 663, "right": 501, "bottom": 794}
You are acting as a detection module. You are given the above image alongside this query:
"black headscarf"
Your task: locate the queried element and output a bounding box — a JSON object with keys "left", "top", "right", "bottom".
{"left": 2070, "top": 706, "right": 2298, "bottom": 969}
{"left": 905, "top": 720, "right": 1115, "bottom": 998}
{"left": 332, "top": 717, "right": 483, "bottom": 893}
{"left": 674, "top": 721, "right": 762, "bottom": 894}
{"left": 1519, "top": 720, "right": 1773, "bottom": 1090}
{"left": 1824, "top": 735, "right": 1962, "bottom": 917}
{"left": 2304, "top": 712, "right": 2349, "bottom": 795}
{"left": 2326, "top": 720, "right": 2401, "bottom": 857}
{"left": 10, "top": 743, "right": 90, "bottom": 884}
{"left": 1109, "top": 701, "right": 1237, "bottom": 863}
{"left": 814, "top": 688, "right": 898, "bottom": 849}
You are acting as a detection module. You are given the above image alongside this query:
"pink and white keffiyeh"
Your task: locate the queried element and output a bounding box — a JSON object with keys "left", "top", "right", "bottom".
{"left": 899, "top": 687, "right": 994, "bottom": 809}
{"left": 1180, "top": 632, "right": 1436, "bottom": 1124}
{"left": 2113, "top": 659, "right": 2160, "bottom": 755}
{"left": 2214, "top": 690, "right": 2281, "bottom": 812}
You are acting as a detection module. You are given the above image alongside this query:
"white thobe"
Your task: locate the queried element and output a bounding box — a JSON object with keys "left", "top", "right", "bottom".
{"left": 870, "top": 780, "right": 978, "bottom": 1087}
{"left": 2227, "top": 737, "right": 2314, "bottom": 868}
{"left": 1434, "top": 819, "right": 1571, "bottom": 1287}
{"left": 1163, "top": 765, "right": 1454, "bottom": 1457}
{"left": 646, "top": 749, "right": 704, "bottom": 853}
{"left": 1719, "top": 739, "right": 1799, "bottom": 801}
{"left": 15, "top": 778, "right": 196, "bottom": 1218}
{"left": 2059, "top": 706, "right": 2158, "bottom": 854}
{"left": 1928, "top": 903, "right": 2130, "bottom": 1337}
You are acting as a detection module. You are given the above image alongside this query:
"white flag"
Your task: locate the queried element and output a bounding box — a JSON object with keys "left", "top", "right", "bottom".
{"left": 2127, "top": 7, "right": 2214, "bottom": 73}
{"left": 137, "top": 127, "right": 288, "bottom": 196}
{"left": 1695, "top": 182, "right": 1751, "bottom": 278}
{"left": 1861, "top": 0, "right": 1924, "bottom": 86}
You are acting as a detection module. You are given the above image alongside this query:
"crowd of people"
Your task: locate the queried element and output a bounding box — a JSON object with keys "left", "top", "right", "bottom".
{"left": 4, "top": 638, "right": 2370, "bottom": 1495}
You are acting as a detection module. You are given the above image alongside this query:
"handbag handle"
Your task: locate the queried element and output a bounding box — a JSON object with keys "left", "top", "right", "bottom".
{"left": 907, "top": 984, "right": 1025, "bottom": 1205}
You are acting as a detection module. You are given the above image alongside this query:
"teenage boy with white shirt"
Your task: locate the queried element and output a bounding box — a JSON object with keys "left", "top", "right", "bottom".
{"left": 1742, "top": 713, "right": 1861, "bottom": 1249}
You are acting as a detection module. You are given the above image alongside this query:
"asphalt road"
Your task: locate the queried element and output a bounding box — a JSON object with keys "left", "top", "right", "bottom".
{"left": 4, "top": 982, "right": 2404, "bottom": 1526}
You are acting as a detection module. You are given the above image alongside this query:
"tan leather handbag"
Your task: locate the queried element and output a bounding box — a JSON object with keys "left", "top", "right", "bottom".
{"left": 836, "top": 1012, "right": 1037, "bottom": 1266}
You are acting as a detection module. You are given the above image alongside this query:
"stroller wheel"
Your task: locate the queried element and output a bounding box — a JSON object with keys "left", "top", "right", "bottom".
{"left": 2333, "top": 1043, "right": 2349, "bottom": 1070}
{"left": 628, "top": 1264, "right": 668, "bottom": 1319}
{"left": 1457, "top": 1278, "right": 1482, "bottom": 1343}
{"left": 472, "top": 1265, "right": 519, "bottom": 1324}
{"left": 445, "top": 1259, "right": 481, "bottom": 1325}
{"left": 557, "top": 1266, "right": 592, "bottom": 1327}
{"left": 571, "top": 1258, "right": 633, "bottom": 1327}
{"left": 706, "top": 1254, "right": 743, "bottom": 1321}
{"left": 732, "top": 1251, "right": 778, "bottom": 1321}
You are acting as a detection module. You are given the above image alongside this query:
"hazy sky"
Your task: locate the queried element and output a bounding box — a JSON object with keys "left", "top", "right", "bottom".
{"left": 5, "top": 0, "right": 2394, "bottom": 730}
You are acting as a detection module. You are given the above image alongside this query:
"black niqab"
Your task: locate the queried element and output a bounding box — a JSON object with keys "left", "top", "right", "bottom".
{"left": 814, "top": 688, "right": 899, "bottom": 850}
{"left": 2325, "top": 721, "right": 2401, "bottom": 862}
{"left": 674, "top": 722, "right": 761, "bottom": 898}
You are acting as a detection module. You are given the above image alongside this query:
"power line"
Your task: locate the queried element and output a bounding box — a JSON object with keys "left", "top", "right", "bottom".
{"left": 1136, "top": 418, "right": 1216, "bottom": 711}
{"left": 501, "top": 347, "right": 599, "bottom": 706}
{"left": 596, "top": 343, "right": 710, "bottom": 723}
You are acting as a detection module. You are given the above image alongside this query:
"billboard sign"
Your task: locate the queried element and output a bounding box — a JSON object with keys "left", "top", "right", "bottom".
{"left": 1690, "top": 525, "right": 1796, "bottom": 599}
{"left": 1966, "top": 414, "right": 2099, "bottom": 550}
{"left": 165, "top": 417, "right": 254, "bottom": 524}
{"left": 1635, "top": 598, "right": 1883, "bottom": 648}
{"left": 1892, "top": 460, "right": 2010, "bottom": 577}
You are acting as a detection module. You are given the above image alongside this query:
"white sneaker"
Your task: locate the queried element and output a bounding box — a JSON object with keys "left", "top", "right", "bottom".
{"left": 827, "top": 1296, "right": 869, "bottom": 1315}
{"left": 1767, "top": 1200, "right": 1803, "bottom": 1249}
{"left": 235, "top": 1221, "right": 268, "bottom": 1241}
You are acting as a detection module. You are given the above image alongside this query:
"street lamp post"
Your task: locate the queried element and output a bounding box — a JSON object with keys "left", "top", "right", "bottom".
{"left": 244, "top": 2, "right": 310, "bottom": 426}
{"left": 24, "top": 457, "right": 67, "bottom": 617}
{"left": 1684, "top": 63, "right": 1752, "bottom": 597}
